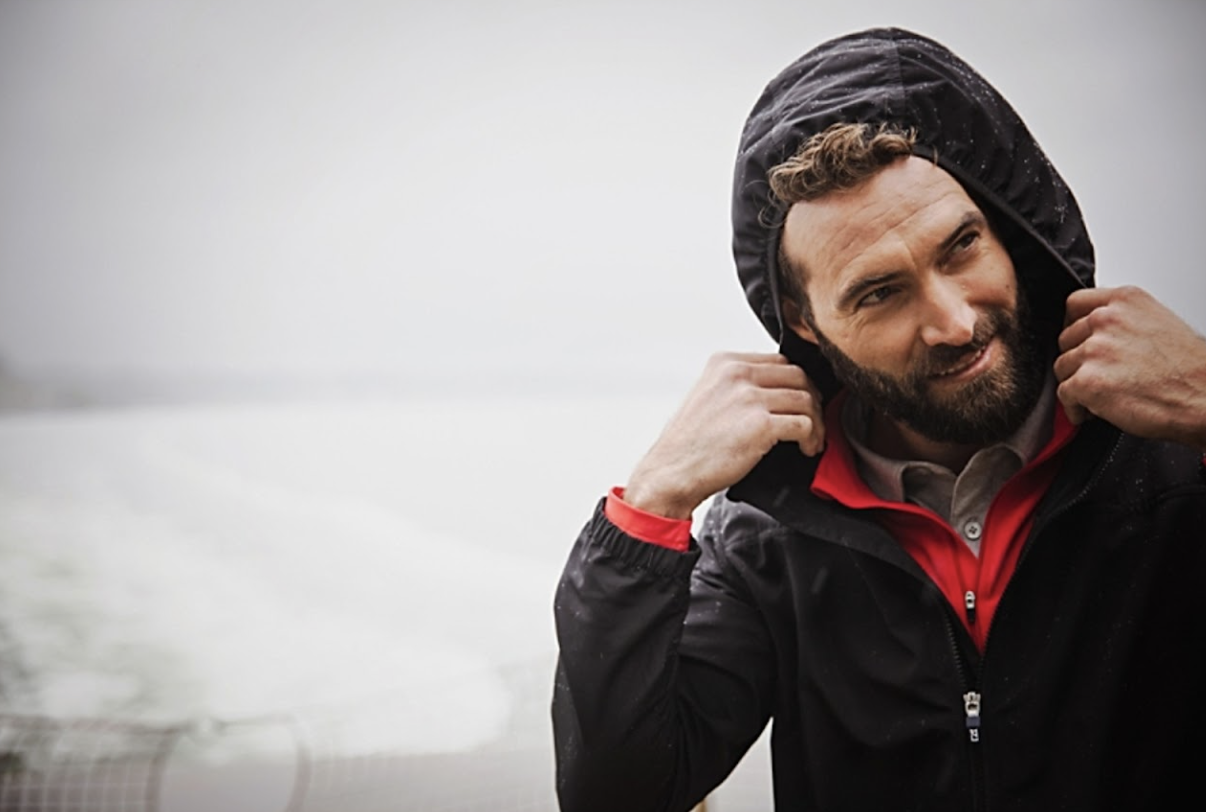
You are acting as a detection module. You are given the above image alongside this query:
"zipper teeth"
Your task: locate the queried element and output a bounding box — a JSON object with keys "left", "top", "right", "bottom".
{"left": 956, "top": 428, "right": 1122, "bottom": 812}
{"left": 942, "top": 602, "right": 983, "bottom": 811}
{"left": 942, "top": 604, "right": 971, "bottom": 690}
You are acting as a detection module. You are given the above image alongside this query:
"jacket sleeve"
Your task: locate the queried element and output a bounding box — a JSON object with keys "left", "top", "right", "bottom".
{"left": 552, "top": 497, "right": 776, "bottom": 812}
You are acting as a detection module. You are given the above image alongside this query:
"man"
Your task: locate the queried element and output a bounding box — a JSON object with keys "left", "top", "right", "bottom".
{"left": 553, "top": 28, "right": 1206, "bottom": 811}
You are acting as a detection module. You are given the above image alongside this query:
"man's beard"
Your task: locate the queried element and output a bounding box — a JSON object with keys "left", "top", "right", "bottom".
{"left": 813, "top": 296, "right": 1048, "bottom": 447}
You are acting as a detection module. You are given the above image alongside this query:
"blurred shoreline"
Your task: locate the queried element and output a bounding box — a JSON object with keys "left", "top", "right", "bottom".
{"left": 0, "top": 372, "right": 772, "bottom": 808}
{"left": 0, "top": 366, "right": 693, "bottom": 413}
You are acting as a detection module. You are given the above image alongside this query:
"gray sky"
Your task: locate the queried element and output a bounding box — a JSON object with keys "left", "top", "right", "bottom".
{"left": 2, "top": 0, "right": 1204, "bottom": 393}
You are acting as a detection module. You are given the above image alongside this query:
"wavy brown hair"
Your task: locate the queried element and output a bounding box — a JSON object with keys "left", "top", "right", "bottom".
{"left": 769, "top": 122, "right": 917, "bottom": 205}
{"left": 769, "top": 123, "right": 917, "bottom": 322}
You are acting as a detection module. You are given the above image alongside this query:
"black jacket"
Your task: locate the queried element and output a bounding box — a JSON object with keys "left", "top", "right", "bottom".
{"left": 553, "top": 28, "right": 1206, "bottom": 811}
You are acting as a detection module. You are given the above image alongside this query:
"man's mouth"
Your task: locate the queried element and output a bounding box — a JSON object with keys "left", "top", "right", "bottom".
{"left": 929, "top": 343, "right": 990, "bottom": 379}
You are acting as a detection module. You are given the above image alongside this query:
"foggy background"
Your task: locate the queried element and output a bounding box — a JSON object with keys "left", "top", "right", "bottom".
{"left": 1, "top": 1, "right": 1204, "bottom": 810}
{"left": 3, "top": 0, "right": 1204, "bottom": 400}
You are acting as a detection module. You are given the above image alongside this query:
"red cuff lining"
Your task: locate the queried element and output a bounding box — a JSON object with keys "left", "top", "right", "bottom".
{"left": 604, "top": 487, "right": 692, "bottom": 552}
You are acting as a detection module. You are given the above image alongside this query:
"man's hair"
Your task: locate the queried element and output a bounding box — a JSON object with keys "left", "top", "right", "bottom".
{"left": 768, "top": 122, "right": 917, "bottom": 324}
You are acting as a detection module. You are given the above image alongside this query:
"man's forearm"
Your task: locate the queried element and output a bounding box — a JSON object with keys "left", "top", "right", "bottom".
{"left": 553, "top": 502, "right": 702, "bottom": 811}
{"left": 553, "top": 499, "right": 771, "bottom": 812}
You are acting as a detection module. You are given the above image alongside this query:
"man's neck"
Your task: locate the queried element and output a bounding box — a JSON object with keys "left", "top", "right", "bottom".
{"left": 865, "top": 417, "right": 980, "bottom": 473}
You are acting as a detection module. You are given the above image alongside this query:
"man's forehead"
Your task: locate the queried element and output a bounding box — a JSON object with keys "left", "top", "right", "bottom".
{"left": 781, "top": 157, "right": 981, "bottom": 281}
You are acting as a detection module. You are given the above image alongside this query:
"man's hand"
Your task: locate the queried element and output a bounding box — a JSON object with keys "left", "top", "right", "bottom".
{"left": 1055, "top": 286, "right": 1206, "bottom": 451}
{"left": 622, "top": 352, "right": 825, "bottom": 520}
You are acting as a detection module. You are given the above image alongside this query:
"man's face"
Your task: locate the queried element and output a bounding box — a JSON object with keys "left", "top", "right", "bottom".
{"left": 780, "top": 156, "right": 1046, "bottom": 446}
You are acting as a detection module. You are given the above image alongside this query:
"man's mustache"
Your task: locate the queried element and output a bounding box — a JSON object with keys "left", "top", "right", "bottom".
{"left": 917, "top": 314, "right": 1005, "bottom": 378}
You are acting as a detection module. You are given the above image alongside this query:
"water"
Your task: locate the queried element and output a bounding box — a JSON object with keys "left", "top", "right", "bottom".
{"left": 1, "top": 396, "right": 641, "bottom": 741}
{"left": 0, "top": 393, "right": 777, "bottom": 808}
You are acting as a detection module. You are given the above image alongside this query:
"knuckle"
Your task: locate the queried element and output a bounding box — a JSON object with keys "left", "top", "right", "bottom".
{"left": 735, "top": 384, "right": 761, "bottom": 408}
{"left": 1075, "top": 368, "right": 1107, "bottom": 395}
{"left": 1052, "top": 357, "right": 1072, "bottom": 381}
{"left": 725, "top": 361, "right": 753, "bottom": 384}
{"left": 706, "top": 351, "right": 731, "bottom": 371}
{"left": 744, "top": 411, "right": 774, "bottom": 440}
{"left": 1084, "top": 308, "right": 1115, "bottom": 331}
{"left": 706, "top": 354, "right": 748, "bottom": 385}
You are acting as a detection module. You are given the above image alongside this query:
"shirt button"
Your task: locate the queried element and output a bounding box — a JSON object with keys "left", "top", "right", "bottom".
{"left": 964, "top": 520, "right": 983, "bottom": 541}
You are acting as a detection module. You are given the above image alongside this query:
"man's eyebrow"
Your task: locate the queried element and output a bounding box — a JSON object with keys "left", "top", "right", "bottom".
{"left": 938, "top": 210, "right": 988, "bottom": 255}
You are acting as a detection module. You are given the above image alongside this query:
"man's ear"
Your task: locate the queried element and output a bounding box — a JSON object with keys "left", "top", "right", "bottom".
{"left": 782, "top": 297, "right": 819, "bottom": 345}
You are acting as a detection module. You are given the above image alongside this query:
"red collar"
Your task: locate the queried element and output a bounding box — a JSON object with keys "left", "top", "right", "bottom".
{"left": 812, "top": 389, "right": 1078, "bottom": 511}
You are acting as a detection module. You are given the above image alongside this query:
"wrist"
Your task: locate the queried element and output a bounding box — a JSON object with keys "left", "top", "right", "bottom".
{"left": 621, "top": 474, "right": 701, "bottom": 521}
{"left": 1188, "top": 345, "right": 1206, "bottom": 452}
{"left": 1193, "top": 376, "right": 1206, "bottom": 454}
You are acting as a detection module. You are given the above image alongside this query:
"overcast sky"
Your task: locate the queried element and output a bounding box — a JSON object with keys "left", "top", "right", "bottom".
{"left": 2, "top": 0, "right": 1204, "bottom": 393}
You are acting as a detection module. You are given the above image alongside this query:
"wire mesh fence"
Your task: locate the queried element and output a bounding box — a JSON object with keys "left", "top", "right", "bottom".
{"left": 0, "top": 650, "right": 768, "bottom": 812}
{"left": 0, "top": 656, "right": 560, "bottom": 812}
{"left": 0, "top": 715, "right": 186, "bottom": 812}
{"left": 1, "top": 713, "right": 559, "bottom": 812}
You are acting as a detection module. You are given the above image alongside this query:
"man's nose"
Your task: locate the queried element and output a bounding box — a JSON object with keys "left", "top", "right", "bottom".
{"left": 917, "top": 278, "right": 977, "bottom": 347}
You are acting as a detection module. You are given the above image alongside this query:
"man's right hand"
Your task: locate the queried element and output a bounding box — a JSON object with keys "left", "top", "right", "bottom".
{"left": 621, "top": 352, "right": 825, "bottom": 520}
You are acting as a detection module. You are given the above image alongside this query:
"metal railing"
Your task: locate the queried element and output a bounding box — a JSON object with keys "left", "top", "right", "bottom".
{"left": 0, "top": 709, "right": 559, "bottom": 812}
{"left": 0, "top": 714, "right": 187, "bottom": 812}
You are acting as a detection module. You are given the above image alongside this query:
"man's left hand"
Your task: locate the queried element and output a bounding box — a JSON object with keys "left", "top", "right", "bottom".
{"left": 1055, "top": 285, "right": 1206, "bottom": 452}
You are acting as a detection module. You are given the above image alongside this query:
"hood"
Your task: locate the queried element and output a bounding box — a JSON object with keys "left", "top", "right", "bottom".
{"left": 731, "top": 27, "right": 1095, "bottom": 399}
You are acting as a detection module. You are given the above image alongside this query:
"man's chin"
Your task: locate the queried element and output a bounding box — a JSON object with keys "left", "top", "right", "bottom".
{"left": 899, "top": 380, "right": 1039, "bottom": 446}
{"left": 901, "top": 413, "right": 1018, "bottom": 447}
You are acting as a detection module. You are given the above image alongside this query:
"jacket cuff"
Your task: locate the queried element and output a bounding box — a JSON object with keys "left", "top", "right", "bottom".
{"left": 604, "top": 487, "right": 693, "bottom": 552}
{"left": 585, "top": 498, "right": 698, "bottom": 578}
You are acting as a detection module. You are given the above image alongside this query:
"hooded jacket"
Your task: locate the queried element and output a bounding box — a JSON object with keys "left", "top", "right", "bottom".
{"left": 553, "top": 28, "right": 1206, "bottom": 812}
{"left": 734, "top": 27, "right": 1088, "bottom": 394}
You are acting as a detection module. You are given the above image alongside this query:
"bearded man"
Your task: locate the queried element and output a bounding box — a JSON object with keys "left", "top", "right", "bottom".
{"left": 553, "top": 28, "right": 1206, "bottom": 812}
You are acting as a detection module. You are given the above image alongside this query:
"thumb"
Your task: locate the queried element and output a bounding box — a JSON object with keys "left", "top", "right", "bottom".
{"left": 1057, "top": 385, "right": 1090, "bottom": 425}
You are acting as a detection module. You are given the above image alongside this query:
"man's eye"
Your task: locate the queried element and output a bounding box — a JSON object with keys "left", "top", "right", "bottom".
{"left": 953, "top": 231, "right": 980, "bottom": 252}
{"left": 858, "top": 286, "right": 898, "bottom": 308}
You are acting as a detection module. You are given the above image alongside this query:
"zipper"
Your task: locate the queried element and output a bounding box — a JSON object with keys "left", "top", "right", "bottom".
{"left": 963, "top": 691, "right": 982, "bottom": 742}
{"left": 768, "top": 423, "right": 1123, "bottom": 811}
{"left": 945, "top": 427, "right": 1123, "bottom": 812}
{"left": 942, "top": 605, "right": 985, "bottom": 811}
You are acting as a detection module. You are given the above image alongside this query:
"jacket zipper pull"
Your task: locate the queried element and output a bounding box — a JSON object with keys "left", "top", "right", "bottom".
{"left": 963, "top": 691, "right": 981, "bottom": 743}
{"left": 964, "top": 591, "right": 977, "bottom": 625}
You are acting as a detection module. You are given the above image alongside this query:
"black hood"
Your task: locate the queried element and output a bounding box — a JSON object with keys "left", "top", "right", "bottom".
{"left": 731, "top": 27, "right": 1094, "bottom": 399}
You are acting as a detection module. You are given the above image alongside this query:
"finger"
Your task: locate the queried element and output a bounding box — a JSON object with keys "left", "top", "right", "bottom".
{"left": 1055, "top": 376, "right": 1092, "bottom": 423}
{"left": 1052, "top": 343, "right": 1085, "bottom": 382}
{"left": 1057, "top": 314, "right": 1094, "bottom": 354}
{"left": 763, "top": 387, "right": 820, "bottom": 417}
{"left": 749, "top": 361, "right": 811, "bottom": 390}
{"left": 1062, "top": 400, "right": 1089, "bottom": 425}
{"left": 1063, "top": 287, "right": 1116, "bottom": 326}
{"left": 770, "top": 412, "right": 825, "bottom": 456}
{"left": 704, "top": 353, "right": 790, "bottom": 385}
{"left": 712, "top": 351, "right": 792, "bottom": 366}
